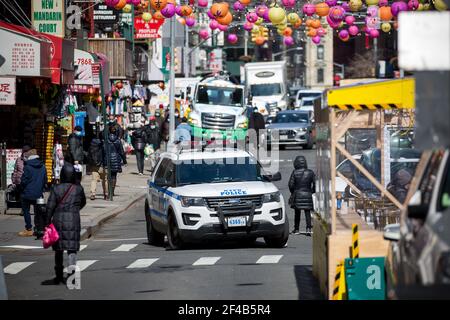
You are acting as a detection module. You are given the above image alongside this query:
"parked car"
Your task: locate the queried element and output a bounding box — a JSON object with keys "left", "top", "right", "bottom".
{"left": 295, "top": 89, "right": 322, "bottom": 108}
{"left": 384, "top": 149, "right": 450, "bottom": 299}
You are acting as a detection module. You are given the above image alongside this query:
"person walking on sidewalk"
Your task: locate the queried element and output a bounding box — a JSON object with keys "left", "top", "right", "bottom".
{"left": 11, "top": 145, "right": 31, "bottom": 186}
{"left": 18, "top": 149, "right": 47, "bottom": 237}
{"left": 45, "top": 163, "right": 86, "bottom": 285}
{"left": 131, "top": 120, "right": 147, "bottom": 175}
{"left": 145, "top": 116, "right": 161, "bottom": 172}
{"left": 67, "top": 126, "right": 85, "bottom": 183}
{"left": 288, "top": 155, "right": 316, "bottom": 236}
{"left": 103, "top": 125, "right": 127, "bottom": 197}
{"left": 87, "top": 137, "right": 106, "bottom": 200}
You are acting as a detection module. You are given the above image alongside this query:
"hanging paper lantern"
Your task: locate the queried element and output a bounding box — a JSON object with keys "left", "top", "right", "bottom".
{"left": 381, "top": 22, "right": 391, "bottom": 32}
{"left": 269, "top": 7, "right": 286, "bottom": 25}
{"left": 142, "top": 12, "right": 152, "bottom": 22}
{"left": 379, "top": 6, "right": 392, "bottom": 21}
{"left": 161, "top": 3, "right": 176, "bottom": 18}
{"left": 311, "top": 19, "right": 321, "bottom": 29}
{"left": 239, "top": 0, "right": 251, "bottom": 5}
{"left": 256, "top": 5, "right": 268, "bottom": 17}
{"left": 342, "top": 2, "right": 350, "bottom": 11}
{"left": 131, "top": 0, "right": 141, "bottom": 5}
{"left": 345, "top": 15, "right": 355, "bottom": 25}
{"left": 284, "top": 36, "right": 294, "bottom": 46}
{"left": 379, "top": 0, "right": 388, "bottom": 6}
{"left": 243, "top": 22, "right": 254, "bottom": 31}
{"left": 217, "top": 11, "right": 233, "bottom": 25}
{"left": 368, "top": 28, "right": 379, "bottom": 38}
{"left": 317, "top": 27, "right": 327, "bottom": 36}
{"left": 283, "top": 27, "right": 293, "bottom": 37}
{"left": 211, "top": 2, "right": 229, "bottom": 18}
{"left": 255, "top": 17, "right": 264, "bottom": 25}
{"left": 106, "top": 0, "right": 120, "bottom": 7}
{"left": 312, "top": 35, "right": 321, "bottom": 44}
{"left": 199, "top": 29, "right": 209, "bottom": 39}
{"left": 349, "top": 0, "right": 362, "bottom": 12}
{"left": 391, "top": 1, "right": 408, "bottom": 16}
{"left": 218, "top": 23, "right": 228, "bottom": 31}
{"left": 180, "top": 5, "right": 193, "bottom": 16}
{"left": 246, "top": 12, "right": 259, "bottom": 23}
{"left": 233, "top": 1, "right": 245, "bottom": 11}
{"left": 303, "top": 3, "right": 316, "bottom": 16}
{"left": 408, "top": 0, "right": 419, "bottom": 10}
{"left": 175, "top": 5, "right": 183, "bottom": 16}
{"left": 287, "top": 13, "right": 299, "bottom": 24}
{"left": 150, "top": 0, "right": 167, "bottom": 11}
{"left": 316, "top": 3, "right": 330, "bottom": 17}
{"left": 185, "top": 16, "right": 196, "bottom": 27}
{"left": 307, "top": 28, "right": 318, "bottom": 37}
{"left": 123, "top": 4, "right": 133, "bottom": 12}
{"left": 209, "top": 20, "right": 219, "bottom": 29}
{"left": 326, "top": 0, "right": 338, "bottom": 6}
{"left": 227, "top": 33, "right": 238, "bottom": 44}
{"left": 198, "top": 0, "right": 208, "bottom": 7}
{"left": 326, "top": 15, "right": 342, "bottom": 28}
{"left": 339, "top": 29, "right": 349, "bottom": 39}
{"left": 282, "top": 0, "right": 296, "bottom": 8}
{"left": 348, "top": 25, "right": 359, "bottom": 35}
{"left": 115, "top": 0, "right": 127, "bottom": 10}
{"left": 207, "top": 10, "right": 215, "bottom": 19}
{"left": 153, "top": 10, "right": 165, "bottom": 19}
{"left": 329, "top": 6, "right": 346, "bottom": 22}
{"left": 365, "top": 0, "right": 378, "bottom": 6}
{"left": 255, "top": 36, "right": 265, "bottom": 45}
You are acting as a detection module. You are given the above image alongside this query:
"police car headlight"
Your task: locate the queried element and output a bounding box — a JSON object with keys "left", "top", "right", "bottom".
{"left": 263, "top": 191, "right": 281, "bottom": 203}
{"left": 181, "top": 196, "right": 205, "bottom": 207}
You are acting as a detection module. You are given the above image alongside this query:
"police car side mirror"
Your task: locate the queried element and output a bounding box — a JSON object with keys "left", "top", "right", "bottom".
{"left": 407, "top": 190, "right": 427, "bottom": 220}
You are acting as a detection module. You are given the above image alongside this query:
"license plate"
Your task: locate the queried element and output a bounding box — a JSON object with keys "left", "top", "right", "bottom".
{"left": 280, "top": 135, "right": 288, "bottom": 140}
{"left": 227, "top": 216, "right": 247, "bottom": 227}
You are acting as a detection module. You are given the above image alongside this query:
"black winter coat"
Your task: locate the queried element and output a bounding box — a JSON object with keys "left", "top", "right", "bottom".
{"left": 46, "top": 164, "right": 86, "bottom": 251}
{"left": 131, "top": 127, "right": 147, "bottom": 151}
{"left": 145, "top": 125, "right": 161, "bottom": 150}
{"left": 103, "top": 134, "right": 127, "bottom": 173}
{"left": 249, "top": 112, "right": 265, "bottom": 132}
{"left": 68, "top": 133, "right": 84, "bottom": 163}
{"left": 288, "top": 156, "right": 316, "bottom": 210}
{"left": 88, "top": 138, "right": 103, "bottom": 167}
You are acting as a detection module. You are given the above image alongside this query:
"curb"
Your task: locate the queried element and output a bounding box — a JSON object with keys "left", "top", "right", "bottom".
{"left": 80, "top": 193, "right": 146, "bottom": 241}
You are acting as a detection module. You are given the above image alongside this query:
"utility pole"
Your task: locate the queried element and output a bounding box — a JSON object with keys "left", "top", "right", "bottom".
{"left": 169, "top": 17, "right": 176, "bottom": 144}
{"left": 184, "top": 25, "right": 189, "bottom": 77}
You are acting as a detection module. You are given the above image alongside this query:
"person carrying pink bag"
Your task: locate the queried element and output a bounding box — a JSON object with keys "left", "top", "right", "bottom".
{"left": 43, "top": 163, "right": 86, "bottom": 285}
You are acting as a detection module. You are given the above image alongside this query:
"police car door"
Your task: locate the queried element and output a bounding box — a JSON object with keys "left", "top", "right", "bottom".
{"left": 152, "top": 158, "right": 171, "bottom": 225}
{"left": 159, "top": 160, "right": 176, "bottom": 223}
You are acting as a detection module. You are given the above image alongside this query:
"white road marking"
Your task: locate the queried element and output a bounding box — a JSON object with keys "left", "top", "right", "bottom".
{"left": 79, "top": 245, "right": 88, "bottom": 251}
{"left": 256, "top": 255, "right": 283, "bottom": 264}
{"left": 4, "top": 262, "right": 35, "bottom": 274}
{"left": 111, "top": 244, "right": 138, "bottom": 252}
{"left": 126, "top": 258, "right": 159, "bottom": 269}
{"left": 64, "top": 260, "right": 98, "bottom": 273}
{"left": 193, "top": 257, "right": 221, "bottom": 266}
{"left": 93, "top": 238, "right": 147, "bottom": 242}
{"left": 0, "top": 245, "right": 42, "bottom": 250}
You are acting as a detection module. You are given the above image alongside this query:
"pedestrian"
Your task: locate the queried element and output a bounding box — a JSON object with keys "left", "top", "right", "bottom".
{"left": 288, "top": 155, "right": 316, "bottom": 236}
{"left": 144, "top": 117, "right": 161, "bottom": 172}
{"left": 131, "top": 119, "right": 148, "bottom": 175}
{"left": 103, "top": 125, "right": 127, "bottom": 197}
{"left": 18, "top": 149, "right": 47, "bottom": 237}
{"left": 88, "top": 136, "right": 107, "bottom": 200}
{"left": 11, "top": 145, "right": 31, "bottom": 186}
{"left": 154, "top": 108, "right": 164, "bottom": 134}
{"left": 248, "top": 107, "right": 265, "bottom": 147}
{"left": 68, "top": 126, "right": 85, "bottom": 183}
{"left": 175, "top": 117, "right": 192, "bottom": 143}
{"left": 45, "top": 163, "right": 86, "bottom": 285}
{"left": 104, "top": 114, "right": 124, "bottom": 140}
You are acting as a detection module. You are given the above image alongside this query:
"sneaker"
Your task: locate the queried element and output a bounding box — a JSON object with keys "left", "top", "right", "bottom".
{"left": 90, "top": 194, "right": 95, "bottom": 201}
{"left": 291, "top": 229, "right": 300, "bottom": 235}
{"left": 139, "top": 173, "right": 143, "bottom": 176}
{"left": 18, "top": 229, "right": 34, "bottom": 237}
{"left": 306, "top": 228, "right": 313, "bottom": 236}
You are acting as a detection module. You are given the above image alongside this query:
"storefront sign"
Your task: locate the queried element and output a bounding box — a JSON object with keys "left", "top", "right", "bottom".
{"left": 74, "top": 49, "right": 94, "bottom": 86}
{"left": 32, "top": 0, "right": 65, "bottom": 37}
{"left": 93, "top": 4, "right": 120, "bottom": 24}
{"left": 134, "top": 17, "right": 164, "bottom": 39}
{"left": 92, "top": 63, "right": 100, "bottom": 87}
{"left": 6, "top": 149, "right": 22, "bottom": 186}
{"left": 0, "top": 77, "right": 16, "bottom": 105}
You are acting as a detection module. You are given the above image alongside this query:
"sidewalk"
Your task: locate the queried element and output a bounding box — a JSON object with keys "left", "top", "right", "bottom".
{"left": 0, "top": 155, "right": 148, "bottom": 246}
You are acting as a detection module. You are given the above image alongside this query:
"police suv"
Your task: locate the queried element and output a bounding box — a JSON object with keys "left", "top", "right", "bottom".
{"left": 144, "top": 145, "right": 289, "bottom": 249}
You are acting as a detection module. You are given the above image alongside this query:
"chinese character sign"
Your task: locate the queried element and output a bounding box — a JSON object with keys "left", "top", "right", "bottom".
{"left": 134, "top": 17, "right": 164, "bottom": 39}
{"left": 0, "top": 77, "right": 16, "bottom": 105}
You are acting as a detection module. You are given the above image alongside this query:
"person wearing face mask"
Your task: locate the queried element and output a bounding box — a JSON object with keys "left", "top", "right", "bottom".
{"left": 144, "top": 117, "right": 161, "bottom": 172}
{"left": 104, "top": 114, "right": 124, "bottom": 140}
{"left": 131, "top": 118, "right": 148, "bottom": 175}
{"left": 67, "top": 126, "right": 85, "bottom": 183}
{"left": 154, "top": 109, "right": 164, "bottom": 135}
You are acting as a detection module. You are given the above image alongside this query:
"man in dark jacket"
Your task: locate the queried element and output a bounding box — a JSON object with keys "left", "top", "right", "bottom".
{"left": 68, "top": 126, "right": 85, "bottom": 183}
{"left": 131, "top": 121, "right": 147, "bottom": 175}
{"left": 45, "top": 163, "right": 86, "bottom": 285}
{"left": 248, "top": 107, "right": 265, "bottom": 147}
{"left": 103, "top": 126, "right": 127, "bottom": 197}
{"left": 288, "top": 155, "right": 316, "bottom": 235}
{"left": 18, "top": 149, "right": 47, "bottom": 237}
{"left": 88, "top": 137, "right": 106, "bottom": 200}
{"left": 104, "top": 114, "right": 124, "bottom": 140}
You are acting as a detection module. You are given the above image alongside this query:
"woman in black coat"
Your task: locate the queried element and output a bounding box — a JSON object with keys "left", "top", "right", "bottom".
{"left": 131, "top": 123, "right": 147, "bottom": 175}
{"left": 46, "top": 163, "right": 86, "bottom": 284}
{"left": 288, "top": 155, "right": 316, "bottom": 235}
{"left": 103, "top": 126, "right": 127, "bottom": 195}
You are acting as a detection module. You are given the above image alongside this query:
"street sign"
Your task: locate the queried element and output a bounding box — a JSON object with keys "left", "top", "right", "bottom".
{"left": 32, "top": 0, "right": 65, "bottom": 37}
{"left": 345, "top": 257, "right": 386, "bottom": 300}
{"left": 134, "top": 17, "right": 164, "bottom": 40}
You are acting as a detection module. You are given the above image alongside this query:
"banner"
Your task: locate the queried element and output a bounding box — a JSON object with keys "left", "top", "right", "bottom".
{"left": 134, "top": 17, "right": 164, "bottom": 39}
{"left": 32, "top": 0, "right": 65, "bottom": 37}
{"left": 0, "top": 77, "right": 16, "bottom": 105}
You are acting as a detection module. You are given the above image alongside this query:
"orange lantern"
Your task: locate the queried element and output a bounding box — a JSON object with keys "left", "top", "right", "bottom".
{"left": 216, "top": 11, "right": 233, "bottom": 25}
{"left": 180, "top": 5, "right": 193, "bottom": 16}
{"left": 315, "top": 3, "right": 330, "bottom": 17}
{"left": 178, "top": 17, "right": 186, "bottom": 25}
{"left": 114, "top": 0, "right": 127, "bottom": 10}
{"left": 311, "top": 19, "right": 321, "bottom": 29}
{"left": 153, "top": 10, "right": 165, "bottom": 20}
{"left": 210, "top": 2, "right": 229, "bottom": 18}
{"left": 293, "top": 20, "right": 302, "bottom": 29}
{"left": 150, "top": 0, "right": 167, "bottom": 11}
{"left": 305, "top": 19, "right": 313, "bottom": 27}
{"left": 307, "top": 28, "right": 317, "bottom": 37}
{"left": 379, "top": 6, "right": 393, "bottom": 21}
{"left": 283, "top": 27, "right": 293, "bottom": 37}
{"left": 239, "top": 0, "right": 251, "bottom": 5}
{"left": 255, "top": 36, "right": 265, "bottom": 45}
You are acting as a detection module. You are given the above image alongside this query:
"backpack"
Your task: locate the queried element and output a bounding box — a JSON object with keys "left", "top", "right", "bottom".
{"left": 89, "top": 139, "right": 103, "bottom": 166}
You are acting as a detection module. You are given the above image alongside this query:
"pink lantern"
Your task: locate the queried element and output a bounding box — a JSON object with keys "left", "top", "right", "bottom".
{"left": 408, "top": 0, "right": 419, "bottom": 10}
{"left": 105, "top": 0, "right": 120, "bottom": 7}
{"left": 282, "top": 0, "right": 296, "bottom": 8}
{"left": 227, "top": 33, "right": 238, "bottom": 44}
{"left": 342, "top": 2, "right": 350, "bottom": 11}
{"left": 256, "top": 5, "right": 269, "bottom": 17}
{"left": 391, "top": 1, "right": 408, "bottom": 16}
{"left": 303, "top": 3, "right": 316, "bottom": 16}
{"left": 312, "top": 35, "right": 321, "bottom": 44}
{"left": 186, "top": 16, "right": 196, "bottom": 27}
{"left": 345, "top": 15, "right": 355, "bottom": 25}
{"left": 161, "top": 3, "right": 176, "bottom": 18}
{"left": 368, "top": 28, "right": 379, "bottom": 38}
{"left": 327, "top": 15, "right": 342, "bottom": 28}
{"left": 284, "top": 36, "right": 294, "bottom": 46}
{"left": 126, "top": 0, "right": 133, "bottom": 3}
{"left": 233, "top": 1, "right": 245, "bottom": 11}
{"left": 199, "top": 29, "right": 209, "bottom": 40}
{"left": 175, "top": 5, "right": 183, "bottom": 17}
{"left": 348, "top": 25, "right": 359, "bottom": 35}
{"left": 131, "top": 0, "right": 140, "bottom": 5}
{"left": 198, "top": 0, "right": 209, "bottom": 8}
{"left": 326, "top": 0, "right": 338, "bottom": 6}
{"left": 207, "top": 10, "right": 215, "bottom": 19}
{"left": 246, "top": 12, "right": 258, "bottom": 23}
{"left": 339, "top": 29, "right": 349, "bottom": 39}
{"left": 218, "top": 24, "right": 228, "bottom": 31}
{"left": 378, "top": 0, "right": 389, "bottom": 6}
{"left": 263, "top": 11, "right": 270, "bottom": 22}
{"left": 317, "top": 27, "right": 326, "bottom": 37}
{"left": 209, "top": 20, "right": 219, "bottom": 29}
{"left": 243, "top": 22, "right": 254, "bottom": 31}
{"left": 329, "top": 6, "right": 346, "bottom": 22}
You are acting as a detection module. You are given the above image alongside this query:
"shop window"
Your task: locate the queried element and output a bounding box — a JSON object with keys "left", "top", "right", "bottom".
{"left": 317, "top": 68, "right": 324, "bottom": 83}
{"left": 317, "top": 45, "right": 324, "bottom": 60}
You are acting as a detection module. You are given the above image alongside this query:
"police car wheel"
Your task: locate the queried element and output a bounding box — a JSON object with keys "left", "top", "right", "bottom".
{"left": 145, "top": 201, "right": 164, "bottom": 246}
{"left": 264, "top": 221, "right": 289, "bottom": 248}
{"left": 167, "top": 212, "right": 185, "bottom": 250}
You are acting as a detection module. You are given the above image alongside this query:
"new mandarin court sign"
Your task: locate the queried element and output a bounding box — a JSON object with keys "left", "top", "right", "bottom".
{"left": 32, "top": 0, "right": 65, "bottom": 37}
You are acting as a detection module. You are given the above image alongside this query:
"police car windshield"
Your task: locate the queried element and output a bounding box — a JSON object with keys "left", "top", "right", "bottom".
{"left": 177, "top": 157, "right": 263, "bottom": 185}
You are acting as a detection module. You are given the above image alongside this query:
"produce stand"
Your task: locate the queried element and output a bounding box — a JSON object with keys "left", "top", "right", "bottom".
{"left": 312, "top": 78, "right": 416, "bottom": 299}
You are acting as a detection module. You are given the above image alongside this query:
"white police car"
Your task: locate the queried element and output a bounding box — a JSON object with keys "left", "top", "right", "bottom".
{"left": 144, "top": 146, "right": 289, "bottom": 249}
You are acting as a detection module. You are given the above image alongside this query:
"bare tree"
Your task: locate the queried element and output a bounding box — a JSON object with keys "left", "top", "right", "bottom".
{"left": 346, "top": 50, "right": 375, "bottom": 78}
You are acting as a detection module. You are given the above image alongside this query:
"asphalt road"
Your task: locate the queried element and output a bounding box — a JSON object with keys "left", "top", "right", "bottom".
{"left": 1, "top": 147, "right": 322, "bottom": 300}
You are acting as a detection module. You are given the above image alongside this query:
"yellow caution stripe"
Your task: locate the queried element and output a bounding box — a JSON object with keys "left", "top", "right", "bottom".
{"left": 332, "top": 260, "right": 347, "bottom": 300}
{"left": 351, "top": 223, "right": 359, "bottom": 259}
{"left": 330, "top": 104, "right": 402, "bottom": 111}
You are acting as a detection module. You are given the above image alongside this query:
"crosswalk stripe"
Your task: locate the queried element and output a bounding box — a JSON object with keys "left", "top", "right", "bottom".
{"left": 111, "top": 244, "right": 138, "bottom": 252}
{"left": 63, "top": 260, "right": 98, "bottom": 273}
{"left": 4, "top": 262, "right": 36, "bottom": 274}
{"left": 126, "top": 258, "right": 159, "bottom": 269}
{"left": 256, "top": 255, "right": 283, "bottom": 264}
{"left": 79, "top": 245, "right": 88, "bottom": 251}
{"left": 192, "top": 257, "right": 221, "bottom": 266}
{"left": 0, "top": 245, "right": 42, "bottom": 250}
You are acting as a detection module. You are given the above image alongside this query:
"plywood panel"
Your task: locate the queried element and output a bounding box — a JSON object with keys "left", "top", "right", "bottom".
{"left": 312, "top": 216, "right": 329, "bottom": 297}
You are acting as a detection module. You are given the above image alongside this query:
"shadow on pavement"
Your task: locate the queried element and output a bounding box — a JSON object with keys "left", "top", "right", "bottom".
{"left": 294, "top": 265, "right": 324, "bottom": 300}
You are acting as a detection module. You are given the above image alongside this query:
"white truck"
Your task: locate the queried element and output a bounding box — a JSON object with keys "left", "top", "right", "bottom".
{"left": 244, "top": 61, "right": 288, "bottom": 116}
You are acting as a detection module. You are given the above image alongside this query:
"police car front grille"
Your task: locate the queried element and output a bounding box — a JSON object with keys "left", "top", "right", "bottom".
{"left": 205, "top": 195, "right": 263, "bottom": 213}
{"left": 202, "top": 113, "right": 235, "bottom": 130}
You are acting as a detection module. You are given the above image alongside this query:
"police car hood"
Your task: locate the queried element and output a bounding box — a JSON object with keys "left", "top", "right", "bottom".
{"left": 174, "top": 181, "right": 279, "bottom": 197}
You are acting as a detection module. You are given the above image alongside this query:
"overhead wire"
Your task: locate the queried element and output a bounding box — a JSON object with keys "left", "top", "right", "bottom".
{"left": 0, "top": 0, "right": 30, "bottom": 28}
{"left": 11, "top": 0, "right": 33, "bottom": 26}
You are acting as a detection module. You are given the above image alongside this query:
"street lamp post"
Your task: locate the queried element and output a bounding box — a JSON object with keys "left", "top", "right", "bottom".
{"left": 169, "top": 17, "right": 176, "bottom": 144}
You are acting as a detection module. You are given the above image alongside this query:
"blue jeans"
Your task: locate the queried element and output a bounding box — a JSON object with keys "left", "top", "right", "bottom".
{"left": 21, "top": 198, "right": 36, "bottom": 230}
